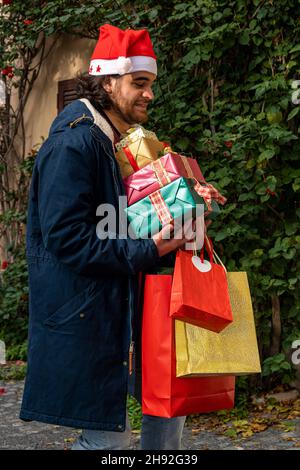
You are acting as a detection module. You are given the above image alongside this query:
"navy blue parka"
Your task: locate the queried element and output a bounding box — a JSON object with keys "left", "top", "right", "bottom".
{"left": 19, "top": 99, "right": 161, "bottom": 431}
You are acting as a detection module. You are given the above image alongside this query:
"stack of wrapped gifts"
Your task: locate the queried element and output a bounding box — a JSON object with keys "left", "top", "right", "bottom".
{"left": 115, "top": 125, "right": 226, "bottom": 238}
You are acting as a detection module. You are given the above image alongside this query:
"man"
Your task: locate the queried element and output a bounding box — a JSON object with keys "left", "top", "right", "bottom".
{"left": 20, "top": 24, "right": 192, "bottom": 450}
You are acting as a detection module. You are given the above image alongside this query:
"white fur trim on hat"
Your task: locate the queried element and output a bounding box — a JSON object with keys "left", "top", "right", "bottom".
{"left": 89, "top": 55, "right": 157, "bottom": 76}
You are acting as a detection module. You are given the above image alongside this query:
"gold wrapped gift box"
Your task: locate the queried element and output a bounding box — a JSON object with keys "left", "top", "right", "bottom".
{"left": 175, "top": 271, "right": 261, "bottom": 377}
{"left": 115, "top": 126, "right": 165, "bottom": 178}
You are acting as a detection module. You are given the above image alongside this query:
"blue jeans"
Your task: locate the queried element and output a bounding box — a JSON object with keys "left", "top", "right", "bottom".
{"left": 72, "top": 411, "right": 186, "bottom": 450}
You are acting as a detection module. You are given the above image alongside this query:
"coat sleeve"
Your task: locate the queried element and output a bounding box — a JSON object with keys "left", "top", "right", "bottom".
{"left": 37, "top": 137, "right": 160, "bottom": 277}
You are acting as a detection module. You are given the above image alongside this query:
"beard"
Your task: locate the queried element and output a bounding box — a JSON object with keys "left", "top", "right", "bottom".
{"left": 109, "top": 90, "right": 149, "bottom": 125}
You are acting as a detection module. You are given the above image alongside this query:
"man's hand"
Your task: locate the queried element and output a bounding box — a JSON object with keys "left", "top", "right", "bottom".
{"left": 152, "top": 219, "right": 196, "bottom": 258}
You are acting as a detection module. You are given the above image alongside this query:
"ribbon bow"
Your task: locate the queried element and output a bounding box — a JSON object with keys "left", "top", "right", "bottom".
{"left": 193, "top": 180, "right": 227, "bottom": 212}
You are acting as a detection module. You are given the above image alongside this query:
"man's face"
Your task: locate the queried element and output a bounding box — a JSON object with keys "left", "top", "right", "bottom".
{"left": 106, "top": 71, "right": 156, "bottom": 126}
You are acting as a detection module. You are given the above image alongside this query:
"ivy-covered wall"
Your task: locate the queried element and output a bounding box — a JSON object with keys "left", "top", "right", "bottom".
{"left": 0, "top": 0, "right": 299, "bottom": 387}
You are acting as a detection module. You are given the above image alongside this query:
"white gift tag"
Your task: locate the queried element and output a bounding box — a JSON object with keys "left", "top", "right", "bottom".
{"left": 191, "top": 256, "right": 212, "bottom": 272}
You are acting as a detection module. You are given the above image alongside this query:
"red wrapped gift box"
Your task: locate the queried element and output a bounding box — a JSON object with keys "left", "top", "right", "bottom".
{"left": 123, "top": 152, "right": 205, "bottom": 206}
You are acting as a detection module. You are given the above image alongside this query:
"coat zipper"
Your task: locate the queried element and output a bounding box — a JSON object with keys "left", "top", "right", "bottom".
{"left": 129, "top": 340, "right": 134, "bottom": 375}
{"left": 89, "top": 114, "right": 134, "bottom": 376}
{"left": 110, "top": 143, "right": 134, "bottom": 376}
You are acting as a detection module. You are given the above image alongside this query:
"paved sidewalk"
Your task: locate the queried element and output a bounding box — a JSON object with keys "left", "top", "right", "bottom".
{"left": 1, "top": 381, "right": 300, "bottom": 450}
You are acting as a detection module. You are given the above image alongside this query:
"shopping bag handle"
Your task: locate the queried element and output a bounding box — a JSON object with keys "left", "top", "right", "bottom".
{"left": 195, "top": 235, "right": 227, "bottom": 272}
{"left": 196, "top": 235, "right": 213, "bottom": 263}
{"left": 189, "top": 228, "right": 227, "bottom": 272}
{"left": 205, "top": 234, "right": 227, "bottom": 272}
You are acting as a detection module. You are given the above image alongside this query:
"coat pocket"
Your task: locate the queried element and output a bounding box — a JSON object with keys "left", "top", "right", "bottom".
{"left": 43, "top": 282, "right": 101, "bottom": 336}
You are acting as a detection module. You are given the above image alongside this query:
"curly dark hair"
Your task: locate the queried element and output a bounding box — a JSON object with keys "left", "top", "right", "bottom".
{"left": 75, "top": 72, "right": 121, "bottom": 109}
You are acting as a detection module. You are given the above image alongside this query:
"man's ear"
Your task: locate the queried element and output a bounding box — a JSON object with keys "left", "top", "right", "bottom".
{"left": 103, "top": 76, "right": 113, "bottom": 94}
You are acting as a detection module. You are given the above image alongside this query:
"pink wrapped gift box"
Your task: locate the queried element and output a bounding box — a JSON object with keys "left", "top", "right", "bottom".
{"left": 123, "top": 152, "right": 205, "bottom": 206}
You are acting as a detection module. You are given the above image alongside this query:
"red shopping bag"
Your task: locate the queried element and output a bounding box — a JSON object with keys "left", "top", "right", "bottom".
{"left": 142, "top": 274, "right": 235, "bottom": 418}
{"left": 169, "top": 239, "right": 233, "bottom": 332}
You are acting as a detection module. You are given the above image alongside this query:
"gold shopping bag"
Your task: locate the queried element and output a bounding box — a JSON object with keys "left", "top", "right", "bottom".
{"left": 175, "top": 271, "right": 261, "bottom": 377}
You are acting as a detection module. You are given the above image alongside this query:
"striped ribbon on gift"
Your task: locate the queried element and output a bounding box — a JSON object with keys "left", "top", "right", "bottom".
{"left": 149, "top": 189, "right": 173, "bottom": 226}
{"left": 150, "top": 159, "right": 171, "bottom": 187}
{"left": 180, "top": 155, "right": 227, "bottom": 208}
{"left": 180, "top": 155, "right": 198, "bottom": 179}
{"left": 193, "top": 180, "right": 227, "bottom": 211}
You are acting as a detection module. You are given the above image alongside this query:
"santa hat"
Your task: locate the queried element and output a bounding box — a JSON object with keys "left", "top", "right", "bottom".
{"left": 89, "top": 24, "right": 157, "bottom": 77}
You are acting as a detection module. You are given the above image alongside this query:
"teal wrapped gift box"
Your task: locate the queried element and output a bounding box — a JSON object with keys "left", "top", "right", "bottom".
{"left": 125, "top": 177, "right": 220, "bottom": 239}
